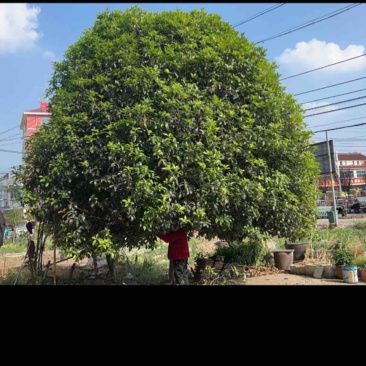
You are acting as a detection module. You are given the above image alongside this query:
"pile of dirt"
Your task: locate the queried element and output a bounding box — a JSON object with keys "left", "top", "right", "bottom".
{"left": 245, "top": 265, "right": 285, "bottom": 277}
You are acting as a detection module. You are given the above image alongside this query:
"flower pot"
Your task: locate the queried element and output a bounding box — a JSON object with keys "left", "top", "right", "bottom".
{"left": 359, "top": 268, "right": 366, "bottom": 282}
{"left": 334, "top": 264, "right": 343, "bottom": 279}
{"left": 342, "top": 265, "right": 358, "bottom": 284}
{"left": 273, "top": 249, "right": 294, "bottom": 270}
{"left": 285, "top": 242, "right": 309, "bottom": 262}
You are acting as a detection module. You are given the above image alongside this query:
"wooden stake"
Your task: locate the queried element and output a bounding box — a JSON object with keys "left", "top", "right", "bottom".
{"left": 53, "top": 242, "right": 56, "bottom": 285}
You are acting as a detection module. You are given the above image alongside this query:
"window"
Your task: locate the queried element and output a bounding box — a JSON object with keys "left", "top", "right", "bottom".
{"left": 41, "top": 117, "right": 50, "bottom": 125}
{"left": 356, "top": 170, "right": 366, "bottom": 178}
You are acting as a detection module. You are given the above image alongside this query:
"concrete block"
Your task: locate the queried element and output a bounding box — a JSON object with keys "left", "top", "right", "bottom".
{"left": 313, "top": 264, "right": 324, "bottom": 278}
{"left": 305, "top": 264, "right": 317, "bottom": 277}
{"left": 322, "top": 265, "right": 335, "bottom": 278}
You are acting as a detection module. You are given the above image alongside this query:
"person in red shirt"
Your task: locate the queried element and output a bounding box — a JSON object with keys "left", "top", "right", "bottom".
{"left": 157, "top": 228, "right": 190, "bottom": 285}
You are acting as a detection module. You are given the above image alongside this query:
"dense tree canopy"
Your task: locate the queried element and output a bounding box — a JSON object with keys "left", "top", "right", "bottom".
{"left": 15, "top": 6, "right": 320, "bottom": 259}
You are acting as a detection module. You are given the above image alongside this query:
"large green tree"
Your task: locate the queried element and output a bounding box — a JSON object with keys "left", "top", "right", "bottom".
{"left": 15, "top": 6, "right": 320, "bottom": 260}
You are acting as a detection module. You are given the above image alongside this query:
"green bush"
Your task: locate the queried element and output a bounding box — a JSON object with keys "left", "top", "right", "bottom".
{"left": 331, "top": 247, "right": 355, "bottom": 265}
{"left": 353, "top": 256, "right": 366, "bottom": 268}
{"left": 214, "top": 237, "right": 267, "bottom": 266}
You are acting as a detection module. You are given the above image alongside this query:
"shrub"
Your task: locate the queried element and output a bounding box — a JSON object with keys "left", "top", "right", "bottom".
{"left": 353, "top": 256, "right": 366, "bottom": 268}
{"left": 331, "top": 247, "right": 355, "bottom": 265}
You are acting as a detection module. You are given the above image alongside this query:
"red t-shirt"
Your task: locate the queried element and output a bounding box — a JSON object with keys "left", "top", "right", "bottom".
{"left": 157, "top": 228, "right": 189, "bottom": 260}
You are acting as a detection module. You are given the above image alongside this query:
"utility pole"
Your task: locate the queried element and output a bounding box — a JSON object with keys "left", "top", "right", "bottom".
{"left": 326, "top": 131, "right": 338, "bottom": 226}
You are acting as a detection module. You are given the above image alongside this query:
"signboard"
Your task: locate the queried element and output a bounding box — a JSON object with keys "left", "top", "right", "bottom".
{"left": 311, "top": 140, "right": 337, "bottom": 175}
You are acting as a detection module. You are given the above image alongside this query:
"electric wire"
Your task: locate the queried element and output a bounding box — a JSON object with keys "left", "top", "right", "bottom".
{"left": 336, "top": 135, "right": 366, "bottom": 140}
{"left": 0, "top": 134, "right": 22, "bottom": 143}
{"left": 303, "top": 95, "right": 366, "bottom": 111}
{"left": 0, "top": 148, "right": 22, "bottom": 154}
{"left": 0, "top": 140, "right": 22, "bottom": 148}
{"left": 255, "top": 3, "right": 362, "bottom": 44}
{"left": 312, "top": 121, "right": 366, "bottom": 133}
{"left": 301, "top": 89, "right": 366, "bottom": 105}
{"left": 233, "top": 3, "right": 286, "bottom": 28}
{"left": 293, "top": 76, "right": 366, "bottom": 96}
{"left": 305, "top": 102, "right": 366, "bottom": 117}
{"left": 0, "top": 126, "right": 19, "bottom": 136}
{"left": 280, "top": 53, "right": 366, "bottom": 81}
{"left": 308, "top": 116, "right": 366, "bottom": 128}
{"left": 313, "top": 122, "right": 366, "bottom": 129}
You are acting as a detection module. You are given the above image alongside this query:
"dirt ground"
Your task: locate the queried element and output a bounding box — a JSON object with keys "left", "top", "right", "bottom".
{"left": 1, "top": 216, "right": 366, "bottom": 285}
{"left": 244, "top": 271, "right": 366, "bottom": 286}
{"left": 2, "top": 251, "right": 366, "bottom": 285}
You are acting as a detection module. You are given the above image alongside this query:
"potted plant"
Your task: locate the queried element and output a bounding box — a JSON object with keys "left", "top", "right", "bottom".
{"left": 330, "top": 247, "right": 355, "bottom": 280}
{"left": 284, "top": 231, "right": 316, "bottom": 262}
{"left": 285, "top": 240, "right": 309, "bottom": 262}
{"left": 353, "top": 256, "right": 366, "bottom": 282}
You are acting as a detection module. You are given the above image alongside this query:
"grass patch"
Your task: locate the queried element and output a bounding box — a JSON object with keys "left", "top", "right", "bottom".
{"left": 2, "top": 222, "right": 366, "bottom": 285}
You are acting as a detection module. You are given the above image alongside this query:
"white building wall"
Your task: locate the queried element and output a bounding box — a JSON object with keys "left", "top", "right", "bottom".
{"left": 0, "top": 173, "right": 22, "bottom": 210}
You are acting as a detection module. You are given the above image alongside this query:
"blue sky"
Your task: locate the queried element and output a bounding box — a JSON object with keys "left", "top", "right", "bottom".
{"left": 1, "top": 2, "right": 366, "bottom": 173}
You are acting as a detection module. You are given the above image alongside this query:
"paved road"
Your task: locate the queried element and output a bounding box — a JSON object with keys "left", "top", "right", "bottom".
{"left": 316, "top": 215, "right": 366, "bottom": 228}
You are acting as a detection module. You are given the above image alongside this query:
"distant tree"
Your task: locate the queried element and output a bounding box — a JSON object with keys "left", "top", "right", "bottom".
{"left": 340, "top": 170, "right": 353, "bottom": 194}
{"left": 14, "top": 6, "right": 320, "bottom": 264}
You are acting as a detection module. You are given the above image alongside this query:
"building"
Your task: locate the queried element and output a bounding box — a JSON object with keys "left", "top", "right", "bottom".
{"left": 318, "top": 152, "right": 366, "bottom": 195}
{"left": 0, "top": 172, "right": 22, "bottom": 210}
{"left": 19, "top": 101, "right": 51, "bottom": 156}
{"left": 0, "top": 101, "right": 52, "bottom": 211}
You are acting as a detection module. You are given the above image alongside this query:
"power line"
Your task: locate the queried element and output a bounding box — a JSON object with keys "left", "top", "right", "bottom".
{"left": 335, "top": 134, "right": 366, "bottom": 140}
{"left": 293, "top": 76, "right": 366, "bottom": 96}
{"left": 0, "top": 134, "right": 22, "bottom": 143}
{"left": 312, "top": 117, "right": 366, "bottom": 129}
{"left": 312, "top": 115, "right": 366, "bottom": 128}
{"left": 0, "top": 126, "right": 19, "bottom": 136}
{"left": 305, "top": 102, "right": 366, "bottom": 117}
{"left": 0, "top": 148, "right": 22, "bottom": 154}
{"left": 233, "top": 3, "right": 286, "bottom": 28}
{"left": 280, "top": 54, "right": 366, "bottom": 81}
{"left": 312, "top": 121, "right": 366, "bottom": 133}
{"left": 0, "top": 142, "right": 23, "bottom": 147}
{"left": 303, "top": 95, "right": 366, "bottom": 111}
{"left": 301, "top": 88, "right": 366, "bottom": 105}
{"left": 255, "top": 3, "right": 362, "bottom": 44}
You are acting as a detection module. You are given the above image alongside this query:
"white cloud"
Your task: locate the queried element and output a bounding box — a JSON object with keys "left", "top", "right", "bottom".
{"left": 0, "top": 4, "right": 41, "bottom": 54}
{"left": 42, "top": 50, "right": 56, "bottom": 62}
{"left": 276, "top": 38, "right": 366, "bottom": 73}
{"left": 302, "top": 101, "right": 345, "bottom": 117}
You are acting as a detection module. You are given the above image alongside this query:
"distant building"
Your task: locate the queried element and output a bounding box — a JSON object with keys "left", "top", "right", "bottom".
{"left": 19, "top": 101, "right": 51, "bottom": 157}
{"left": 0, "top": 173, "right": 22, "bottom": 210}
{"left": 319, "top": 152, "right": 366, "bottom": 194}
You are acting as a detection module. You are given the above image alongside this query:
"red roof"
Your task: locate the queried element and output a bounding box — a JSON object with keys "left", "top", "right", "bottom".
{"left": 25, "top": 108, "right": 44, "bottom": 113}
{"left": 338, "top": 153, "right": 366, "bottom": 161}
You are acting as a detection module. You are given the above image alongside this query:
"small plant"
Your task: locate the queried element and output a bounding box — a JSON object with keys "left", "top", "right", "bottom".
{"left": 331, "top": 247, "right": 355, "bottom": 265}
{"left": 353, "top": 256, "right": 366, "bottom": 268}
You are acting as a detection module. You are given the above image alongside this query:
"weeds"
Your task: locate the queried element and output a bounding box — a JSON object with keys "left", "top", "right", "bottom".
{"left": 2, "top": 223, "right": 366, "bottom": 285}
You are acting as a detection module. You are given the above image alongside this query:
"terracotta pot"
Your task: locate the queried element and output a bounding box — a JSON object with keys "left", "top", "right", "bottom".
{"left": 334, "top": 264, "right": 343, "bottom": 279}
{"left": 359, "top": 268, "right": 366, "bottom": 282}
{"left": 285, "top": 242, "right": 309, "bottom": 262}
